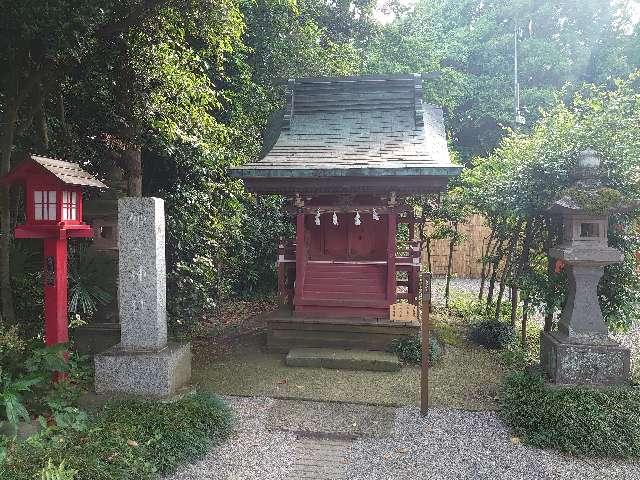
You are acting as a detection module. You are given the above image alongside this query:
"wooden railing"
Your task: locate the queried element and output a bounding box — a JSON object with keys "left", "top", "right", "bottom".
{"left": 396, "top": 239, "right": 421, "bottom": 305}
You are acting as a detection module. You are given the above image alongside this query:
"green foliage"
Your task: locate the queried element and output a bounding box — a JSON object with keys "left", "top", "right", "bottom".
{"left": 2, "top": 392, "right": 233, "bottom": 480}
{"left": 447, "top": 290, "right": 515, "bottom": 322}
{"left": 469, "top": 320, "right": 515, "bottom": 350}
{"left": 562, "top": 186, "right": 625, "bottom": 216}
{"left": 366, "top": 0, "right": 639, "bottom": 158}
{"left": 0, "top": 337, "right": 91, "bottom": 434}
{"left": 0, "top": 374, "right": 42, "bottom": 431}
{"left": 67, "top": 243, "right": 115, "bottom": 318}
{"left": 461, "top": 73, "right": 640, "bottom": 331}
{"left": 39, "top": 459, "right": 78, "bottom": 480}
{"left": 390, "top": 334, "right": 444, "bottom": 365}
{"left": 499, "top": 370, "right": 640, "bottom": 457}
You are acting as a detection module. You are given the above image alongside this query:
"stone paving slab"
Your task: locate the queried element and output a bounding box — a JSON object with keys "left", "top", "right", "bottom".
{"left": 286, "top": 347, "right": 402, "bottom": 371}
{"left": 291, "top": 436, "right": 352, "bottom": 480}
{"left": 267, "top": 398, "right": 396, "bottom": 438}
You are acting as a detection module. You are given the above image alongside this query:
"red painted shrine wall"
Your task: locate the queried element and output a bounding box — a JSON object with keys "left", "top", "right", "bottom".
{"left": 305, "top": 213, "right": 388, "bottom": 260}
{"left": 295, "top": 211, "right": 395, "bottom": 319}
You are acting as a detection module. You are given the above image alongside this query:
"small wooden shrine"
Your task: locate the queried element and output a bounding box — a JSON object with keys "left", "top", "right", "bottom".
{"left": 231, "top": 75, "right": 460, "bottom": 350}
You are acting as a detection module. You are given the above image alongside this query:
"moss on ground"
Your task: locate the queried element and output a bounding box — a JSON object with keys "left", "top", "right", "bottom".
{"left": 192, "top": 341, "right": 503, "bottom": 410}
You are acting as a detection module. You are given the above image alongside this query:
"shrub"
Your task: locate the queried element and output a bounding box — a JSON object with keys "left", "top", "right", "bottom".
{"left": 499, "top": 370, "right": 640, "bottom": 457}
{"left": 447, "top": 290, "right": 517, "bottom": 323}
{"left": 469, "top": 320, "right": 515, "bottom": 349}
{"left": 390, "top": 334, "right": 444, "bottom": 365}
{"left": 2, "top": 392, "right": 233, "bottom": 480}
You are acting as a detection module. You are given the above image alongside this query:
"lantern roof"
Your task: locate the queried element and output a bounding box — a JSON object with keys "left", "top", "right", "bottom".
{"left": 230, "top": 74, "right": 461, "bottom": 194}
{"left": 3, "top": 155, "right": 107, "bottom": 189}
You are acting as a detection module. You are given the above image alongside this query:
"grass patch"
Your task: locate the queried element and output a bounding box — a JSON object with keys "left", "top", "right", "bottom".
{"left": 499, "top": 370, "right": 640, "bottom": 458}
{"left": 2, "top": 392, "right": 232, "bottom": 480}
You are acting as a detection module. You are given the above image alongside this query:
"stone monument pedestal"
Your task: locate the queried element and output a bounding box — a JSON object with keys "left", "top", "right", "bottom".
{"left": 540, "top": 331, "right": 630, "bottom": 386}
{"left": 94, "top": 197, "right": 191, "bottom": 397}
{"left": 95, "top": 342, "right": 191, "bottom": 396}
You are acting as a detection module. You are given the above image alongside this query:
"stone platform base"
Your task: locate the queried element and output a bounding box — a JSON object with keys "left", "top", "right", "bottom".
{"left": 540, "top": 331, "right": 630, "bottom": 386}
{"left": 286, "top": 347, "right": 401, "bottom": 371}
{"left": 94, "top": 342, "right": 191, "bottom": 397}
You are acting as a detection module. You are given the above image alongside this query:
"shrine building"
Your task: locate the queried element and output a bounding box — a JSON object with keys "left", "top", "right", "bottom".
{"left": 231, "top": 74, "right": 461, "bottom": 350}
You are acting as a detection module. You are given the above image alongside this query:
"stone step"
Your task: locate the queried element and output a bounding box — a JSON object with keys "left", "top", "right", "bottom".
{"left": 285, "top": 347, "right": 401, "bottom": 372}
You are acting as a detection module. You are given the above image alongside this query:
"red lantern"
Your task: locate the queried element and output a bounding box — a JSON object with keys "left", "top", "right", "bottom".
{"left": 2, "top": 155, "right": 107, "bottom": 346}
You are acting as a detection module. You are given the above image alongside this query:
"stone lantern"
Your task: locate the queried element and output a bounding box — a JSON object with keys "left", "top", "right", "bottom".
{"left": 541, "top": 149, "right": 631, "bottom": 386}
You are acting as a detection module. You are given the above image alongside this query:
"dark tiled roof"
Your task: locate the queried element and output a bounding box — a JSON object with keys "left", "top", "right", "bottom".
{"left": 231, "top": 75, "right": 460, "bottom": 179}
{"left": 32, "top": 156, "right": 107, "bottom": 188}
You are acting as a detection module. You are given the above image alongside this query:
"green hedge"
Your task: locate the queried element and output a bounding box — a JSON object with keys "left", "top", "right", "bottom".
{"left": 2, "top": 392, "right": 232, "bottom": 480}
{"left": 390, "top": 334, "right": 444, "bottom": 365}
{"left": 499, "top": 371, "right": 640, "bottom": 457}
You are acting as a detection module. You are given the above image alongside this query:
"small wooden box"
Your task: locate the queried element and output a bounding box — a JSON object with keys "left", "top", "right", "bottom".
{"left": 390, "top": 303, "right": 418, "bottom": 322}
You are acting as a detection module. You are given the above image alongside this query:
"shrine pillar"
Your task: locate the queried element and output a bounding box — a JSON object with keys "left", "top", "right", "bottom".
{"left": 386, "top": 212, "right": 397, "bottom": 303}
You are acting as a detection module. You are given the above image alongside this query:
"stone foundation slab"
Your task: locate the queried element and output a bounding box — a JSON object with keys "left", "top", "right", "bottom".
{"left": 94, "top": 342, "right": 191, "bottom": 397}
{"left": 540, "top": 331, "right": 630, "bottom": 386}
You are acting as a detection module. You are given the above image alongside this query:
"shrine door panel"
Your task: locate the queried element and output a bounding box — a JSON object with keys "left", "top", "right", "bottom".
{"left": 322, "top": 213, "right": 349, "bottom": 258}
{"left": 348, "top": 214, "right": 387, "bottom": 260}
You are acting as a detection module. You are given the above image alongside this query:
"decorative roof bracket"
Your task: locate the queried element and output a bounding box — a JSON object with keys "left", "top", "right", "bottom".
{"left": 283, "top": 78, "right": 295, "bottom": 130}
{"left": 413, "top": 73, "right": 424, "bottom": 127}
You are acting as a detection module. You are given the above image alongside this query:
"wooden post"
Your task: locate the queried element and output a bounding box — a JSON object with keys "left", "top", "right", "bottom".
{"left": 421, "top": 271, "right": 432, "bottom": 416}
{"left": 387, "top": 212, "right": 397, "bottom": 303}
{"left": 294, "top": 213, "right": 306, "bottom": 304}
{"left": 277, "top": 237, "right": 286, "bottom": 306}
{"left": 410, "top": 240, "right": 420, "bottom": 305}
{"left": 43, "top": 238, "right": 69, "bottom": 346}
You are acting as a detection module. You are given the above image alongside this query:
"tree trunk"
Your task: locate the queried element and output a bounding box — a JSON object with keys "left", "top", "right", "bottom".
{"left": 495, "top": 220, "right": 523, "bottom": 322}
{"left": 479, "top": 225, "right": 497, "bottom": 301}
{"left": 521, "top": 296, "right": 529, "bottom": 349}
{"left": 486, "top": 236, "right": 505, "bottom": 311}
{"left": 425, "top": 237, "right": 432, "bottom": 274}
{"left": 124, "top": 146, "right": 142, "bottom": 196}
{"left": 510, "top": 286, "right": 519, "bottom": 328}
{"left": 514, "top": 217, "right": 535, "bottom": 325}
{"left": 544, "top": 216, "right": 556, "bottom": 332}
{"left": 444, "top": 223, "right": 458, "bottom": 308}
{"left": 0, "top": 99, "right": 18, "bottom": 324}
{"left": 34, "top": 82, "right": 48, "bottom": 151}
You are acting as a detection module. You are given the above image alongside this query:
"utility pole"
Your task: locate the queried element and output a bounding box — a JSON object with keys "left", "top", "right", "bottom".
{"left": 514, "top": 18, "right": 525, "bottom": 130}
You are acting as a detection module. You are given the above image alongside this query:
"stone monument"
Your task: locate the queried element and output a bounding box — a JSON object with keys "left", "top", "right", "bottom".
{"left": 94, "top": 197, "right": 191, "bottom": 396}
{"left": 541, "top": 149, "right": 631, "bottom": 386}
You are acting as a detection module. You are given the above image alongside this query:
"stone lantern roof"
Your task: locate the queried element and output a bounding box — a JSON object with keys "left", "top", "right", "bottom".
{"left": 548, "top": 149, "right": 632, "bottom": 216}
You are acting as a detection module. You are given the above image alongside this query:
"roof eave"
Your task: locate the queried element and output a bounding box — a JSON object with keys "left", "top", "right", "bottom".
{"left": 230, "top": 165, "right": 462, "bottom": 179}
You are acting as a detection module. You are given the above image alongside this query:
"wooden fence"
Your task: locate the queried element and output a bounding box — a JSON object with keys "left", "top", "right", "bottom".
{"left": 421, "top": 214, "right": 492, "bottom": 278}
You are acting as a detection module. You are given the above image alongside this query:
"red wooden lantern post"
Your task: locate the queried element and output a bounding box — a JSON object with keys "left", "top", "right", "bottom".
{"left": 2, "top": 155, "right": 106, "bottom": 346}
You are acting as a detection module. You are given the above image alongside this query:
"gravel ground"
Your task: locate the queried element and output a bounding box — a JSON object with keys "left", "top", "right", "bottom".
{"left": 346, "top": 406, "right": 640, "bottom": 480}
{"left": 165, "top": 396, "right": 640, "bottom": 480}
{"left": 165, "top": 396, "right": 297, "bottom": 480}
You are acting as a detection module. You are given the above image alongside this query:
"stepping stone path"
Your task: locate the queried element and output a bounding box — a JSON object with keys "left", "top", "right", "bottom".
{"left": 291, "top": 434, "right": 352, "bottom": 479}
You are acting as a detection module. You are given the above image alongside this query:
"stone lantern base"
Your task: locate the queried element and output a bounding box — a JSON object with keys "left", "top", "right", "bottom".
{"left": 540, "top": 331, "right": 630, "bottom": 386}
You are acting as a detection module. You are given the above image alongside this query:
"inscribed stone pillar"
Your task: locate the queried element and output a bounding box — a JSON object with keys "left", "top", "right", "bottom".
{"left": 118, "top": 197, "right": 167, "bottom": 350}
{"left": 94, "top": 197, "right": 191, "bottom": 397}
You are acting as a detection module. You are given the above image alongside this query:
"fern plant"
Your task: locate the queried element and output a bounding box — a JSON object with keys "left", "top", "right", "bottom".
{"left": 0, "top": 373, "right": 41, "bottom": 432}
{"left": 40, "top": 459, "right": 78, "bottom": 480}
